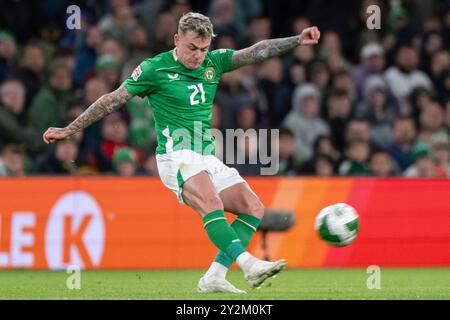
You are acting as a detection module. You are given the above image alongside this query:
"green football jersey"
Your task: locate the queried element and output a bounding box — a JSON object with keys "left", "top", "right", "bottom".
{"left": 123, "top": 48, "right": 235, "bottom": 155}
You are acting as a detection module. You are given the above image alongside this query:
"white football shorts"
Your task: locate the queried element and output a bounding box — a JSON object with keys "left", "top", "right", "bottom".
{"left": 156, "top": 149, "right": 246, "bottom": 203}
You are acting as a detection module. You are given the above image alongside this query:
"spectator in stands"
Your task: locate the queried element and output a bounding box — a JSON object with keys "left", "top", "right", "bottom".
{"left": 169, "top": 0, "right": 193, "bottom": 21}
{"left": 112, "top": 147, "right": 139, "bottom": 176}
{"left": 227, "top": 98, "right": 263, "bottom": 176}
{"left": 384, "top": 45, "right": 433, "bottom": 115}
{"left": 319, "top": 31, "right": 351, "bottom": 75}
{"left": 95, "top": 55, "right": 121, "bottom": 91}
{"left": 209, "top": 0, "right": 244, "bottom": 43}
{"left": 99, "top": 38, "right": 125, "bottom": 67}
{"left": 102, "top": 111, "right": 129, "bottom": 150}
{"left": 345, "top": 119, "right": 370, "bottom": 146}
{"left": 246, "top": 16, "right": 272, "bottom": 46}
{"left": 339, "top": 139, "right": 371, "bottom": 176}
{"left": 325, "top": 88, "right": 353, "bottom": 152}
{"left": 369, "top": 150, "right": 395, "bottom": 177}
{"left": 0, "top": 1, "right": 449, "bottom": 178}
{"left": 291, "top": 16, "right": 311, "bottom": 35}
{"left": 314, "top": 135, "right": 341, "bottom": 163}
{"left": 409, "top": 87, "right": 435, "bottom": 127}
{"left": 352, "top": 42, "right": 386, "bottom": 99}
{"left": 356, "top": 76, "right": 396, "bottom": 148}
{"left": 151, "top": 10, "right": 178, "bottom": 54}
{"left": 0, "top": 144, "right": 26, "bottom": 176}
{"left": 216, "top": 68, "right": 253, "bottom": 128}
{"left": 233, "top": 95, "right": 258, "bottom": 130}
{"left": 276, "top": 128, "right": 298, "bottom": 176}
{"left": 73, "top": 26, "right": 103, "bottom": 88}
{"left": 420, "top": 30, "right": 445, "bottom": 76}
{"left": 313, "top": 155, "right": 336, "bottom": 177}
{"left": 404, "top": 143, "right": 443, "bottom": 178}
{"left": 430, "top": 50, "right": 450, "bottom": 90}
{"left": 33, "top": 137, "right": 79, "bottom": 175}
{"left": 0, "top": 31, "right": 17, "bottom": 83}
{"left": 386, "top": 116, "right": 417, "bottom": 172}
{"left": 108, "top": 5, "right": 138, "bottom": 47}
{"left": 126, "top": 96, "right": 156, "bottom": 153}
{"left": 76, "top": 77, "right": 109, "bottom": 163}
{"left": 308, "top": 60, "right": 330, "bottom": 97}
{"left": 127, "top": 24, "right": 151, "bottom": 62}
{"left": 436, "top": 67, "right": 450, "bottom": 103}
{"left": 54, "top": 48, "right": 76, "bottom": 76}
{"left": 331, "top": 69, "right": 357, "bottom": 104}
{"left": 298, "top": 135, "right": 340, "bottom": 175}
{"left": 228, "top": 132, "right": 262, "bottom": 176}
{"left": 290, "top": 44, "right": 315, "bottom": 66}
{"left": 98, "top": 0, "right": 137, "bottom": 47}
{"left": 0, "top": 79, "right": 37, "bottom": 151}
{"left": 83, "top": 77, "right": 109, "bottom": 108}
{"left": 13, "top": 41, "right": 46, "bottom": 106}
{"left": 283, "top": 59, "right": 306, "bottom": 93}
{"left": 431, "top": 140, "right": 450, "bottom": 177}
{"left": 214, "top": 34, "right": 237, "bottom": 51}
{"left": 417, "top": 101, "right": 448, "bottom": 148}
{"left": 256, "top": 57, "right": 287, "bottom": 126}
{"left": 27, "top": 61, "right": 73, "bottom": 152}
{"left": 283, "top": 83, "right": 330, "bottom": 161}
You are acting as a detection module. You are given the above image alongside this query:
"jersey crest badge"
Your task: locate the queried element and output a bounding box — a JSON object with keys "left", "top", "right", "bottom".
{"left": 204, "top": 67, "right": 216, "bottom": 82}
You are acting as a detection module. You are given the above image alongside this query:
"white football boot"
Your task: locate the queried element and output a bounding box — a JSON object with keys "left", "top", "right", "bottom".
{"left": 245, "top": 259, "right": 287, "bottom": 288}
{"left": 197, "top": 276, "right": 247, "bottom": 293}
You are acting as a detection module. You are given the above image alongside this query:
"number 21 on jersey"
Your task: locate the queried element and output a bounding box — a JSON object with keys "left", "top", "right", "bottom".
{"left": 187, "top": 83, "right": 205, "bottom": 105}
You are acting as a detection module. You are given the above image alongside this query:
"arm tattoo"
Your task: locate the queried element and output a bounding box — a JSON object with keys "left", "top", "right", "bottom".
{"left": 66, "top": 85, "right": 133, "bottom": 135}
{"left": 231, "top": 35, "right": 303, "bottom": 69}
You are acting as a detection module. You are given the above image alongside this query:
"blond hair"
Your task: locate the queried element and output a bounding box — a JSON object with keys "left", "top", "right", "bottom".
{"left": 178, "top": 12, "right": 216, "bottom": 39}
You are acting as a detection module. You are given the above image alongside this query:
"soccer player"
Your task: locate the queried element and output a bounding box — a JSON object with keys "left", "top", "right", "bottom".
{"left": 43, "top": 12, "right": 320, "bottom": 293}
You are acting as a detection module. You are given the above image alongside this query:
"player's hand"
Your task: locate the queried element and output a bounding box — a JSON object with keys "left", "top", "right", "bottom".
{"left": 43, "top": 127, "right": 71, "bottom": 144}
{"left": 300, "top": 26, "right": 321, "bottom": 45}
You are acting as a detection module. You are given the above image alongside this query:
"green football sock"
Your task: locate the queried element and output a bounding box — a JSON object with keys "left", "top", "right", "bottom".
{"left": 214, "top": 213, "right": 261, "bottom": 268}
{"left": 202, "top": 210, "right": 246, "bottom": 261}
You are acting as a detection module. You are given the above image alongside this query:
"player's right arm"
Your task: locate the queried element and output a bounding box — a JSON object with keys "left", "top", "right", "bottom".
{"left": 43, "top": 85, "right": 134, "bottom": 144}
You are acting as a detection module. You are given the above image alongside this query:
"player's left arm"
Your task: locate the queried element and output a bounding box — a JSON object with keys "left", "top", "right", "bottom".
{"left": 231, "top": 26, "right": 320, "bottom": 69}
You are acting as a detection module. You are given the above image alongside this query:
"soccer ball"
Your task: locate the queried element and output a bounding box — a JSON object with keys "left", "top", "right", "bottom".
{"left": 315, "top": 203, "right": 359, "bottom": 247}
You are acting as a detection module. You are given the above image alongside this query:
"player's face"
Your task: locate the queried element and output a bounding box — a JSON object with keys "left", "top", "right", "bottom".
{"left": 175, "top": 31, "right": 211, "bottom": 70}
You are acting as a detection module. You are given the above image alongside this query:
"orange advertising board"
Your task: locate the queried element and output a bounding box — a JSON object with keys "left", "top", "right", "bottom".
{"left": 0, "top": 177, "right": 449, "bottom": 269}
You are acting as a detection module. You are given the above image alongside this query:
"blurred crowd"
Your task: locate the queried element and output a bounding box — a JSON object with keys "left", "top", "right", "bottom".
{"left": 0, "top": 0, "right": 449, "bottom": 177}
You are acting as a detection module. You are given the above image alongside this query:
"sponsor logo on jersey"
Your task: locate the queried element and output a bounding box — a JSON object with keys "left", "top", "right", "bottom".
{"left": 131, "top": 65, "right": 142, "bottom": 81}
{"left": 204, "top": 67, "right": 216, "bottom": 82}
{"left": 168, "top": 73, "right": 179, "bottom": 81}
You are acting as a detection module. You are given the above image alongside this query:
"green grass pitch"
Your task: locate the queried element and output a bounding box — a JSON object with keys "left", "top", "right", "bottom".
{"left": 0, "top": 268, "right": 449, "bottom": 299}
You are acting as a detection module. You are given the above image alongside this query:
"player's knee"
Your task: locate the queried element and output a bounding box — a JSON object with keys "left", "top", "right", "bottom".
{"left": 200, "top": 193, "right": 224, "bottom": 212}
{"left": 246, "top": 199, "right": 265, "bottom": 219}
{"left": 182, "top": 189, "right": 221, "bottom": 213}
